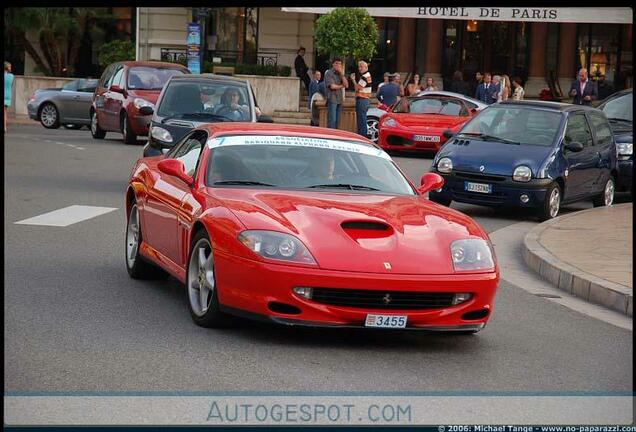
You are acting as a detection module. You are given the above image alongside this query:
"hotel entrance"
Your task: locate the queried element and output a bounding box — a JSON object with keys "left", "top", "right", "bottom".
{"left": 441, "top": 20, "right": 529, "bottom": 89}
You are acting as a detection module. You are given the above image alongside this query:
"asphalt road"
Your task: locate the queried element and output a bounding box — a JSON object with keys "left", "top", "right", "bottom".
{"left": 4, "top": 125, "right": 632, "bottom": 393}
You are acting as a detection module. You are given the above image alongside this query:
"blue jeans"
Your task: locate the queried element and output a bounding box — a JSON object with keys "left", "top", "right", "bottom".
{"left": 355, "top": 98, "right": 369, "bottom": 137}
{"left": 327, "top": 101, "right": 341, "bottom": 129}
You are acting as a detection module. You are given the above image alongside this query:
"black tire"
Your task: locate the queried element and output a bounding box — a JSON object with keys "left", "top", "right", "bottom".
{"left": 429, "top": 194, "right": 452, "bottom": 207}
{"left": 121, "top": 113, "right": 138, "bottom": 145}
{"left": 186, "top": 230, "right": 232, "bottom": 328}
{"left": 538, "top": 182, "right": 561, "bottom": 221}
{"left": 125, "top": 203, "right": 168, "bottom": 279}
{"left": 63, "top": 124, "right": 83, "bottom": 130}
{"left": 90, "top": 110, "right": 106, "bottom": 139}
{"left": 38, "top": 103, "right": 60, "bottom": 129}
{"left": 592, "top": 176, "right": 615, "bottom": 207}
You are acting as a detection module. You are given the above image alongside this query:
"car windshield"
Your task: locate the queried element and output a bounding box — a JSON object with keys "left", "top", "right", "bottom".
{"left": 205, "top": 135, "right": 415, "bottom": 195}
{"left": 458, "top": 106, "right": 563, "bottom": 146}
{"left": 393, "top": 97, "right": 468, "bottom": 116}
{"left": 127, "top": 67, "right": 185, "bottom": 91}
{"left": 157, "top": 80, "right": 253, "bottom": 122}
{"left": 600, "top": 93, "right": 632, "bottom": 122}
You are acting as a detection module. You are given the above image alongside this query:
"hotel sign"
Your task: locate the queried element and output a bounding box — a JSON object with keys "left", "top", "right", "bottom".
{"left": 281, "top": 7, "right": 633, "bottom": 24}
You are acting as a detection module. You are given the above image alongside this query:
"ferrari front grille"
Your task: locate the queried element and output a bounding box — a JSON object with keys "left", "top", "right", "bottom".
{"left": 310, "top": 288, "right": 455, "bottom": 310}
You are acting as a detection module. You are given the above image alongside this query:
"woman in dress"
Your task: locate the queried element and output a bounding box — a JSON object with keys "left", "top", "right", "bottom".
{"left": 423, "top": 77, "right": 438, "bottom": 91}
{"left": 511, "top": 76, "right": 525, "bottom": 100}
{"left": 500, "top": 74, "right": 511, "bottom": 101}
{"left": 405, "top": 73, "right": 422, "bottom": 96}
{"left": 5, "top": 61, "right": 15, "bottom": 133}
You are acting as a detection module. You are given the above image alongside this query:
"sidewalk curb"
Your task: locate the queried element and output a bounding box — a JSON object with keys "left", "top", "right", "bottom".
{"left": 522, "top": 204, "right": 633, "bottom": 317}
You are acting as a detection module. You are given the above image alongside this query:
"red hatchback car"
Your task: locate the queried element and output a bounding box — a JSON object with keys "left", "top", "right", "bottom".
{"left": 378, "top": 95, "right": 482, "bottom": 153}
{"left": 91, "top": 61, "right": 190, "bottom": 144}
{"left": 125, "top": 123, "right": 499, "bottom": 332}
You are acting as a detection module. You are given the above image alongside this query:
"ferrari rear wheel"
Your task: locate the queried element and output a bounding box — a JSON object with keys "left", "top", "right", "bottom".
{"left": 186, "top": 230, "right": 232, "bottom": 328}
{"left": 125, "top": 203, "right": 168, "bottom": 279}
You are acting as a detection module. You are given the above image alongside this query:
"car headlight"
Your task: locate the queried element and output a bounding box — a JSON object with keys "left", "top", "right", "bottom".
{"left": 382, "top": 117, "right": 397, "bottom": 128}
{"left": 513, "top": 165, "right": 532, "bottom": 182}
{"left": 437, "top": 157, "right": 453, "bottom": 173}
{"left": 150, "top": 126, "right": 173, "bottom": 143}
{"left": 133, "top": 98, "right": 154, "bottom": 109}
{"left": 238, "top": 230, "right": 317, "bottom": 266}
{"left": 450, "top": 239, "right": 495, "bottom": 272}
{"left": 617, "top": 142, "right": 633, "bottom": 160}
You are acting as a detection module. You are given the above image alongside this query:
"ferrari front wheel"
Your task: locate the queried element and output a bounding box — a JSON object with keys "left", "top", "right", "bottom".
{"left": 186, "top": 230, "right": 232, "bottom": 328}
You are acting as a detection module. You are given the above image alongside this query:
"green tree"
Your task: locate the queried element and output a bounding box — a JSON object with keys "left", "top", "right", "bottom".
{"left": 98, "top": 40, "right": 135, "bottom": 67}
{"left": 4, "top": 7, "right": 112, "bottom": 76}
{"left": 314, "top": 8, "right": 378, "bottom": 62}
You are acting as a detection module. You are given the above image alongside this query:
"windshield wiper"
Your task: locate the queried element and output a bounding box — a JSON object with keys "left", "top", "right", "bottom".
{"left": 307, "top": 183, "right": 380, "bottom": 191}
{"left": 608, "top": 118, "right": 632, "bottom": 124}
{"left": 458, "top": 132, "right": 520, "bottom": 145}
{"left": 213, "top": 180, "right": 276, "bottom": 187}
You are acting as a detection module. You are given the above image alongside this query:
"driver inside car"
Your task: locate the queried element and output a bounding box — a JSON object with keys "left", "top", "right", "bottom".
{"left": 215, "top": 88, "right": 250, "bottom": 121}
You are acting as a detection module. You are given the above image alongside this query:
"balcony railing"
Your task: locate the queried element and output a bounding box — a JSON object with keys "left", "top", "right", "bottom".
{"left": 160, "top": 48, "right": 188, "bottom": 64}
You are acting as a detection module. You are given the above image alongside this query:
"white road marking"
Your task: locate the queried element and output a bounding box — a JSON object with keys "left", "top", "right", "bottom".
{"left": 15, "top": 205, "right": 118, "bottom": 227}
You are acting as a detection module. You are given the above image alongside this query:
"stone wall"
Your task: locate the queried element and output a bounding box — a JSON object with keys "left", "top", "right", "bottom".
{"left": 9, "top": 76, "right": 76, "bottom": 116}
{"left": 235, "top": 74, "right": 300, "bottom": 115}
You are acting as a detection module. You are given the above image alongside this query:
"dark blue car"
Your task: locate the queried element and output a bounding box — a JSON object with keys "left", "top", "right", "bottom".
{"left": 597, "top": 89, "right": 632, "bottom": 194}
{"left": 429, "top": 101, "right": 617, "bottom": 220}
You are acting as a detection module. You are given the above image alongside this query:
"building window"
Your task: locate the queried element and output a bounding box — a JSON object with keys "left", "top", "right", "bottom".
{"left": 577, "top": 24, "right": 624, "bottom": 90}
{"left": 206, "top": 7, "right": 258, "bottom": 64}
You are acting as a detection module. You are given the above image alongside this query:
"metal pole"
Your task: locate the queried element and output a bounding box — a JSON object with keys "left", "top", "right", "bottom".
{"left": 135, "top": 7, "right": 140, "bottom": 61}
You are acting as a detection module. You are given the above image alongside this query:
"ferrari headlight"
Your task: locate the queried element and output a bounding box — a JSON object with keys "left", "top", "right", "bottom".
{"left": 134, "top": 98, "right": 154, "bottom": 109}
{"left": 513, "top": 165, "right": 532, "bottom": 182}
{"left": 382, "top": 117, "right": 397, "bottom": 128}
{"left": 150, "top": 126, "right": 173, "bottom": 143}
{"left": 617, "top": 142, "right": 633, "bottom": 160}
{"left": 238, "top": 230, "right": 317, "bottom": 265}
{"left": 450, "top": 239, "right": 495, "bottom": 272}
{"left": 437, "top": 157, "right": 453, "bottom": 173}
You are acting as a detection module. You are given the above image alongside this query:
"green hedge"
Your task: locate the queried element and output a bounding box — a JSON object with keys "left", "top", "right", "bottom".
{"left": 202, "top": 61, "right": 291, "bottom": 77}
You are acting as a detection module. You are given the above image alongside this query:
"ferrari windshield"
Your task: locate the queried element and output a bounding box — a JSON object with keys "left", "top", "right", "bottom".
{"left": 459, "top": 106, "right": 564, "bottom": 146}
{"left": 205, "top": 135, "right": 415, "bottom": 195}
{"left": 393, "top": 97, "right": 468, "bottom": 116}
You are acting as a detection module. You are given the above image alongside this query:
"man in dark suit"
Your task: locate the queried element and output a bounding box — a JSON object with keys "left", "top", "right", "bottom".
{"left": 569, "top": 68, "right": 598, "bottom": 106}
{"left": 295, "top": 47, "right": 310, "bottom": 93}
{"left": 475, "top": 73, "right": 497, "bottom": 104}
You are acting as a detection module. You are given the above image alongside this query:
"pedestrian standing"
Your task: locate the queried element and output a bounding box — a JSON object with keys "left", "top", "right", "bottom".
{"left": 569, "top": 68, "right": 598, "bottom": 106}
{"left": 350, "top": 60, "right": 372, "bottom": 137}
{"left": 295, "top": 47, "right": 310, "bottom": 93}
{"left": 491, "top": 75, "right": 502, "bottom": 103}
{"left": 475, "top": 73, "right": 493, "bottom": 104}
{"left": 308, "top": 70, "right": 322, "bottom": 109}
{"left": 394, "top": 73, "right": 405, "bottom": 97}
{"left": 405, "top": 73, "right": 422, "bottom": 96}
{"left": 5, "top": 61, "right": 14, "bottom": 133}
{"left": 422, "top": 77, "right": 439, "bottom": 91}
{"left": 511, "top": 76, "right": 525, "bottom": 100}
{"left": 376, "top": 73, "right": 401, "bottom": 107}
{"left": 500, "top": 75, "right": 511, "bottom": 102}
{"left": 473, "top": 71, "right": 484, "bottom": 99}
{"left": 448, "top": 70, "right": 471, "bottom": 97}
{"left": 324, "top": 57, "right": 349, "bottom": 129}
{"left": 597, "top": 74, "right": 613, "bottom": 101}
{"left": 377, "top": 72, "right": 390, "bottom": 89}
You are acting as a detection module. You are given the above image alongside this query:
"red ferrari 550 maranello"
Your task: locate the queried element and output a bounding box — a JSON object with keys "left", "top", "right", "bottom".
{"left": 125, "top": 123, "right": 499, "bottom": 332}
{"left": 379, "top": 94, "right": 482, "bottom": 153}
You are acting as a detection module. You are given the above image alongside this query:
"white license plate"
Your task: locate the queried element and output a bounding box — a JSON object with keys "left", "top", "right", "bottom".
{"left": 465, "top": 181, "right": 492, "bottom": 194}
{"left": 365, "top": 314, "right": 407, "bottom": 328}
{"left": 413, "top": 134, "right": 440, "bottom": 142}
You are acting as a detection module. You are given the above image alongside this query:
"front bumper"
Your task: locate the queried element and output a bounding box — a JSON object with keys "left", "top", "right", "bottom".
{"left": 616, "top": 159, "right": 633, "bottom": 192}
{"left": 214, "top": 251, "right": 499, "bottom": 330}
{"left": 378, "top": 126, "right": 446, "bottom": 152}
{"left": 429, "top": 169, "right": 552, "bottom": 208}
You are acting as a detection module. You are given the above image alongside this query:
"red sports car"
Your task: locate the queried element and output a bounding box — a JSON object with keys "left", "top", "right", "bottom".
{"left": 125, "top": 123, "right": 499, "bottom": 332}
{"left": 378, "top": 95, "right": 482, "bottom": 152}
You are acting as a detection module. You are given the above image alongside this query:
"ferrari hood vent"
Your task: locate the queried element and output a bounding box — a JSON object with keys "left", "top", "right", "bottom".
{"left": 341, "top": 221, "right": 390, "bottom": 231}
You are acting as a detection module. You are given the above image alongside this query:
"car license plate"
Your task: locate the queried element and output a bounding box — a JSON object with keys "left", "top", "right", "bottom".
{"left": 413, "top": 134, "right": 440, "bottom": 142}
{"left": 365, "top": 314, "right": 407, "bottom": 328}
{"left": 464, "top": 181, "right": 492, "bottom": 194}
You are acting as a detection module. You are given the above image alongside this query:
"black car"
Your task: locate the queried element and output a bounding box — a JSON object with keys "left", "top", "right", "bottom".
{"left": 142, "top": 74, "right": 272, "bottom": 157}
{"left": 597, "top": 89, "right": 632, "bottom": 194}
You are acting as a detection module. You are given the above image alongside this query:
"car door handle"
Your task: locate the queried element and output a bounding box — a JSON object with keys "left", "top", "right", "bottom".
{"left": 74, "top": 95, "right": 81, "bottom": 99}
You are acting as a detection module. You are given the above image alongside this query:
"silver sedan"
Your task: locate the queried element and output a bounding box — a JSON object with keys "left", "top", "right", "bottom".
{"left": 27, "top": 79, "right": 97, "bottom": 129}
{"left": 366, "top": 90, "right": 488, "bottom": 143}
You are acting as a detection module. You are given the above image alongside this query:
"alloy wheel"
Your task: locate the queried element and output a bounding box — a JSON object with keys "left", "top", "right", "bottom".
{"left": 367, "top": 118, "right": 379, "bottom": 143}
{"left": 91, "top": 112, "right": 98, "bottom": 135}
{"left": 549, "top": 187, "right": 561, "bottom": 218}
{"left": 187, "top": 238, "right": 215, "bottom": 317}
{"left": 40, "top": 105, "right": 57, "bottom": 127}
{"left": 126, "top": 205, "right": 140, "bottom": 269}
{"left": 604, "top": 178, "right": 615, "bottom": 206}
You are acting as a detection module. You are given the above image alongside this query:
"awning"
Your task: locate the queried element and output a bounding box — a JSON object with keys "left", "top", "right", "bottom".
{"left": 281, "top": 7, "right": 633, "bottom": 24}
